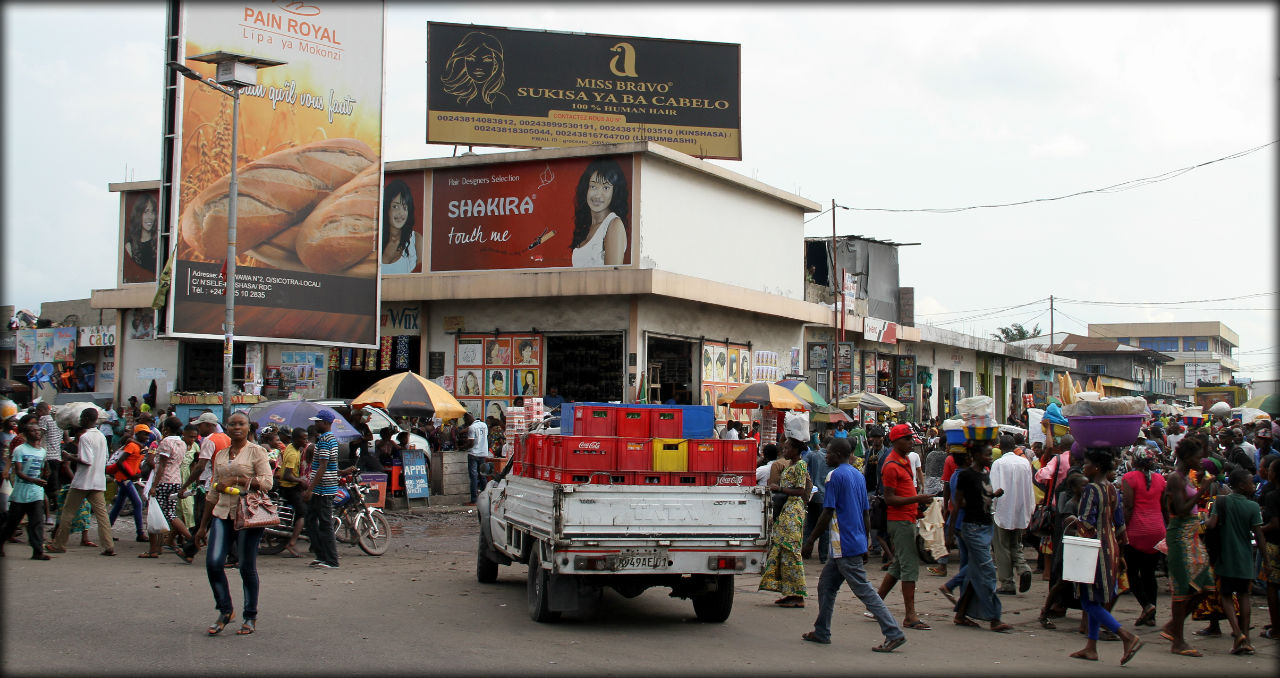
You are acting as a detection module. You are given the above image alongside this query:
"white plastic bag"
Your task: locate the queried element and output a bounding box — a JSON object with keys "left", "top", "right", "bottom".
{"left": 783, "top": 411, "right": 809, "bottom": 442}
{"left": 146, "top": 496, "right": 169, "bottom": 534}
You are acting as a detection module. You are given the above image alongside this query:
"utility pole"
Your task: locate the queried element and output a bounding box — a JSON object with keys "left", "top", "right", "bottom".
{"left": 830, "top": 198, "right": 838, "bottom": 402}
{"left": 1049, "top": 295, "right": 1054, "bottom": 347}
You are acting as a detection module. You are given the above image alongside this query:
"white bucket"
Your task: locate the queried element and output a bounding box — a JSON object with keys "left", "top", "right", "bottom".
{"left": 1062, "top": 535, "right": 1101, "bottom": 584}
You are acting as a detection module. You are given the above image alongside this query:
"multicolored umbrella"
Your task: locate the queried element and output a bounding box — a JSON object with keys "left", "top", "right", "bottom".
{"left": 245, "top": 400, "right": 362, "bottom": 441}
{"left": 835, "top": 391, "right": 906, "bottom": 412}
{"left": 1243, "top": 393, "right": 1280, "bottom": 415}
{"left": 775, "top": 379, "right": 829, "bottom": 408}
{"left": 351, "top": 371, "right": 466, "bottom": 420}
{"left": 810, "top": 405, "right": 853, "bottom": 423}
{"left": 716, "top": 382, "right": 808, "bottom": 411}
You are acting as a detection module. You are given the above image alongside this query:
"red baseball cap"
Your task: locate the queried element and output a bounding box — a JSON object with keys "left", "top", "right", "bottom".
{"left": 888, "top": 423, "right": 913, "bottom": 441}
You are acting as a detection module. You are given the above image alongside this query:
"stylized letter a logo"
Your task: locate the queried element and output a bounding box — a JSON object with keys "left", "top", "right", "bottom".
{"left": 610, "top": 42, "right": 638, "bottom": 77}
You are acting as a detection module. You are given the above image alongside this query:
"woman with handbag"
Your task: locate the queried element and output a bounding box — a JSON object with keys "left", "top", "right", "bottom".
{"left": 193, "top": 411, "right": 274, "bottom": 636}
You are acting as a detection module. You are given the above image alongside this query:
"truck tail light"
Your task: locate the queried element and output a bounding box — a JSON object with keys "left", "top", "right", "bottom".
{"left": 708, "top": 556, "right": 746, "bottom": 571}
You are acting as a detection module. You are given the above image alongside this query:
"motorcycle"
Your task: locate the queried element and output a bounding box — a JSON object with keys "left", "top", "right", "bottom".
{"left": 258, "top": 475, "right": 392, "bottom": 556}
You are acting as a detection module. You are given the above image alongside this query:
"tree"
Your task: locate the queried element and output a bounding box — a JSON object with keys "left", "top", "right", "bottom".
{"left": 992, "top": 323, "right": 1042, "bottom": 343}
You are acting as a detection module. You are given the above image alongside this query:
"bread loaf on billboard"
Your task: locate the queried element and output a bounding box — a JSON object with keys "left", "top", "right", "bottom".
{"left": 180, "top": 138, "right": 377, "bottom": 260}
{"left": 295, "top": 165, "right": 380, "bottom": 275}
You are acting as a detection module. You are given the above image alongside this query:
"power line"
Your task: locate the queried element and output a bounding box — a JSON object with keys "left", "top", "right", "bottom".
{"left": 832, "top": 140, "right": 1276, "bottom": 214}
{"left": 1057, "top": 291, "right": 1276, "bottom": 307}
{"left": 918, "top": 298, "right": 1048, "bottom": 317}
{"left": 932, "top": 298, "right": 1048, "bottom": 327}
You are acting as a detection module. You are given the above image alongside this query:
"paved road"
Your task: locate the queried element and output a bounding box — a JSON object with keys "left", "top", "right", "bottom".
{"left": 3, "top": 508, "right": 1275, "bottom": 675}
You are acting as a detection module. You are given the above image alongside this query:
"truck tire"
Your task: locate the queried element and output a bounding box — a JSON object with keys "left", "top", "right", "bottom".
{"left": 527, "top": 549, "right": 560, "bottom": 622}
{"left": 477, "top": 533, "right": 499, "bottom": 583}
{"left": 691, "top": 575, "right": 735, "bottom": 623}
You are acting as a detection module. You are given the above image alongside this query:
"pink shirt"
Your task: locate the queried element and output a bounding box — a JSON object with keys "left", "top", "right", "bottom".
{"left": 1121, "top": 469, "right": 1167, "bottom": 553}
{"left": 155, "top": 436, "right": 187, "bottom": 485}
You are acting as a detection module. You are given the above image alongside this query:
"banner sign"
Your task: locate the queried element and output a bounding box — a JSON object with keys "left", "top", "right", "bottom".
{"left": 381, "top": 170, "right": 425, "bottom": 274}
{"left": 121, "top": 190, "right": 160, "bottom": 284}
{"left": 15, "top": 328, "right": 77, "bottom": 365}
{"left": 863, "top": 317, "right": 898, "bottom": 344}
{"left": 1183, "top": 362, "right": 1221, "bottom": 388}
{"left": 79, "top": 325, "right": 117, "bottom": 347}
{"left": 426, "top": 22, "right": 741, "bottom": 160}
{"left": 402, "top": 449, "right": 430, "bottom": 499}
{"left": 431, "top": 154, "right": 634, "bottom": 271}
{"left": 166, "top": 1, "right": 385, "bottom": 347}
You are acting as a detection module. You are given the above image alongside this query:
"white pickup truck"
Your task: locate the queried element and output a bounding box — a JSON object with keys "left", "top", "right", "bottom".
{"left": 476, "top": 472, "right": 770, "bottom": 623}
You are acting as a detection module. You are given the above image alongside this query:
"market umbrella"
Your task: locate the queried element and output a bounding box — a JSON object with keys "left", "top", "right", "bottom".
{"left": 245, "top": 400, "right": 362, "bottom": 441}
{"left": 351, "top": 371, "right": 466, "bottom": 420}
{"left": 1243, "top": 393, "right": 1280, "bottom": 415}
{"left": 835, "top": 391, "right": 906, "bottom": 412}
{"left": 775, "top": 379, "right": 829, "bottom": 408}
{"left": 810, "top": 405, "right": 853, "bottom": 424}
{"left": 716, "top": 382, "right": 808, "bottom": 411}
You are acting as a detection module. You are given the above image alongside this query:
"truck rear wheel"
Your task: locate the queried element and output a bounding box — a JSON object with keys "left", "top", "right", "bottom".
{"left": 691, "top": 575, "right": 735, "bottom": 623}
{"left": 477, "top": 533, "right": 499, "bottom": 583}
{"left": 527, "top": 549, "right": 560, "bottom": 622}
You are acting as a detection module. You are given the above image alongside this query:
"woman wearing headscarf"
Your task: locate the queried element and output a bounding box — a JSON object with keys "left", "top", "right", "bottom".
{"left": 758, "top": 437, "right": 811, "bottom": 608}
{"left": 1121, "top": 445, "right": 1167, "bottom": 627}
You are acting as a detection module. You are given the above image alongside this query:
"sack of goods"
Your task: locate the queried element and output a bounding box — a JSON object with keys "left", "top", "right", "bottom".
{"left": 957, "top": 395, "right": 996, "bottom": 428}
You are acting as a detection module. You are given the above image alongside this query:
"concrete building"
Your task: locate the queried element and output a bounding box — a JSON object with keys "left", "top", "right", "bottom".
{"left": 1087, "top": 321, "right": 1240, "bottom": 400}
{"left": 1015, "top": 333, "right": 1179, "bottom": 403}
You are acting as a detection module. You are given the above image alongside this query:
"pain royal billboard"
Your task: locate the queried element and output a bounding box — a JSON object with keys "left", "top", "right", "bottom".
{"left": 166, "top": 1, "right": 385, "bottom": 347}
{"left": 430, "top": 154, "right": 634, "bottom": 271}
{"left": 426, "top": 22, "right": 741, "bottom": 160}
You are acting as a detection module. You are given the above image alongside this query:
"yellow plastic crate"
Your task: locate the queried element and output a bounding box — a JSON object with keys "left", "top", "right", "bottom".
{"left": 652, "top": 438, "right": 689, "bottom": 472}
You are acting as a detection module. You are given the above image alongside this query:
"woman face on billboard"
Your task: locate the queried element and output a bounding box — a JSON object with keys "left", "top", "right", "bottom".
{"left": 441, "top": 31, "right": 510, "bottom": 108}
{"left": 382, "top": 180, "right": 415, "bottom": 265}
{"left": 125, "top": 193, "right": 158, "bottom": 269}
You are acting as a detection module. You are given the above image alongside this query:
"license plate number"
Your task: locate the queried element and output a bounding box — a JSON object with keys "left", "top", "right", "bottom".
{"left": 616, "top": 549, "right": 667, "bottom": 569}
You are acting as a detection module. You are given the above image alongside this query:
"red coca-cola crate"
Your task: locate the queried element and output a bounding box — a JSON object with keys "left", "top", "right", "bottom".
{"left": 650, "top": 408, "right": 683, "bottom": 438}
{"left": 721, "top": 440, "right": 756, "bottom": 474}
{"left": 617, "top": 437, "right": 653, "bottom": 471}
{"left": 636, "top": 472, "right": 668, "bottom": 486}
{"left": 687, "top": 439, "right": 723, "bottom": 472}
{"left": 574, "top": 405, "right": 618, "bottom": 437}
{"left": 671, "top": 472, "right": 701, "bottom": 487}
{"left": 563, "top": 470, "right": 627, "bottom": 485}
{"left": 616, "top": 409, "right": 651, "bottom": 438}
{"left": 528, "top": 435, "right": 551, "bottom": 469}
{"left": 704, "top": 471, "right": 754, "bottom": 487}
{"left": 559, "top": 436, "right": 617, "bottom": 472}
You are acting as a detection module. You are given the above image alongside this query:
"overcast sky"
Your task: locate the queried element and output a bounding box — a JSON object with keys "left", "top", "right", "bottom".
{"left": 3, "top": 2, "right": 1275, "bottom": 378}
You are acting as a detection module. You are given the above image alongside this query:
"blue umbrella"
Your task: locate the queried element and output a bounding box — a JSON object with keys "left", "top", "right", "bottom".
{"left": 245, "top": 400, "right": 362, "bottom": 441}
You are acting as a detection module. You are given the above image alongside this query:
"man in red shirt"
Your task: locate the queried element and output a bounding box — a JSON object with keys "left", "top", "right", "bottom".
{"left": 876, "top": 423, "right": 935, "bottom": 630}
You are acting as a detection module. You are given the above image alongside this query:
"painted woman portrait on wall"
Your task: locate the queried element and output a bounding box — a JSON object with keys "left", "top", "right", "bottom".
{"left": 123, "top": 191, "right": 158, "bottom": 283}
{"left": 381, "top": 178, "right": 419, "bottom": 274}
{"left": 570, "top": 157, "right": 630, "bottom": 267}
{"left": 517, "top": 369, "right": 539, "bottom": 396}
{"left": 440, "top": 31, "right": 510, "bottom": 110}
{"left": 459, "top": 370, "right": 482, "bottom": 396}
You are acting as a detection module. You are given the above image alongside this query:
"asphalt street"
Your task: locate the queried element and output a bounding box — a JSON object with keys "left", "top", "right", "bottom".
{"left": 2, "top": 507, "right": 1275, "bottom": 676}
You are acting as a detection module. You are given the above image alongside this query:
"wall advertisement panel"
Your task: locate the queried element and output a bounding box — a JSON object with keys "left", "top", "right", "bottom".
{"left": 456, "top": 332, "right": 542, "bottom": 424}
{"left": 121, "top": 190, "right": 160, "bottom": 284}
{"left": 426, "top": 22, "right": 741, "bottom": 159}
{"left": 430, "top": 154, "right": 634, "bottom": 271}
{"left": 166, "top": 1, "right": 385, "bottom": 347}
{"left": 701, "top": 340, "right": 750, "bottom": 423}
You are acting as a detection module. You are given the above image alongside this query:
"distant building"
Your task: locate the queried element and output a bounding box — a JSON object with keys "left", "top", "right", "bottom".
{"left": 1012, "top": 332, "right": 1179, "bottom": 403}
{"left": 1087, "top": 321, "right": 1239, "bottom": 401}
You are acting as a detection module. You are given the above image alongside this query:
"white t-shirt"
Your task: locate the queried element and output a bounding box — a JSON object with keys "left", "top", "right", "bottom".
{"left": 468, "top": 420, "right": 491, "bottom": 458}
{"left": 71, "top": 428, "right": 108, "bottom": 491}
{"left": 721, "top": 428, "right": 740, "bottom": 440}
{"left": 908, "top": 451, "right": 922, "bottom": 489}
{"left": 755, "top": 463, "right": 772, "bottom": 486}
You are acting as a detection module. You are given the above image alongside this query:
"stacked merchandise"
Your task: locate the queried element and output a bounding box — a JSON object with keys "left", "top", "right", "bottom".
{"left": 509, "top": 404, "right": 756, "bottom": 486}
{"left": 753, "top": 351, "right": 780, "bottom": 383}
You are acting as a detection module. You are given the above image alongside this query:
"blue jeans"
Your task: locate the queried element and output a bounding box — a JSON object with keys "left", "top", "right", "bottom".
{"left": 205, "top": 517, "right": 264, "bottom": 619}
{"left": 467, "top": 455, "right": 485, "bottom": 501}
{"left": 944, "top": 523, "right": 969, "bottom": 592}
{"left": 958, "top": 522, "right": 1001, "bottom": 621}
{"left": 109, "top": 480, "right": 144, "bottom": 535}
{"left": 811, "top": 554, "right": 904, "bottom": 643}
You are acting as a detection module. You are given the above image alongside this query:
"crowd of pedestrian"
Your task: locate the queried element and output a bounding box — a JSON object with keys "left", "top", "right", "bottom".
{"left": 751, "top": 411, "right": 1278, "bottom": 660}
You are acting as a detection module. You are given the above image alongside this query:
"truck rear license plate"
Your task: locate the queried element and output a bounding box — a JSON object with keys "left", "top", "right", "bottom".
{"left": 616, "top": 549, "right": 667, "bottom": 569}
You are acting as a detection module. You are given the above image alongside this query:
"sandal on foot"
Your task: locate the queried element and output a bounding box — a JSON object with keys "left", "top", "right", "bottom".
{"left": 1122, "top": 637, "right": 1144, "bottom": 665}
{"left": 80, "top": 540, "right": 98, "bottom": 548}
{"left": 30, "top": 554, "right": 52, "bottom": 560}
{"left": 208, "top": 612, "right": 234, "bottom": 636}
{"left": 1069, "top": 650, "right": 1098, "bottom": 661}
{"left": 1038, "top": 616, "right": 1057, "bottom": 630}
{"left": 954, "top": 617, "right": 980, "bottom": 628}
{"left": 44, "top": 545, "right": 67, "bottom": 554}
{"left": 236, "top": 619, "right": 256, "bottom": 635}
{"left": 903, "top": 620, "right": 932, "bottom": 630}
{"left": 138, "top": 552, "right": 160, "bottom": 558}
{"left": 938, "top": 586, "right": 958, "bottom": 605}
{"left": 1260, "top": 629, "right": 1276, "bottom": 639}
{"left": 872, "top": 636, "right": 907, "bottom": 653}
{"left": 1171, "top": 647, "right": 1203, "bottom": 657}
{"left": 801, "top": 631, "right": 830, "bottom": 644}
{"left": 1192, "top": 628, "right": 1222, "bottom": 637}
{"left": 777, "top": 599, "right": 805, "bottom": 608}
{"left": 990, "top": 622, "right": 1014, "bottom": 633}
{"left": 100, "top": 549, "right": 116, "bottom": 556}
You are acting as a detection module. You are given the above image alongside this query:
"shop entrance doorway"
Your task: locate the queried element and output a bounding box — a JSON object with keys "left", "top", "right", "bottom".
{"left": 545, "top": 333, "right": 624, "bottom": 403}
{"left": 646, "top": 336, "right": 695, "bottom": 404}
{"left": 178, "top": 340, "right": 245, "bottom": 392}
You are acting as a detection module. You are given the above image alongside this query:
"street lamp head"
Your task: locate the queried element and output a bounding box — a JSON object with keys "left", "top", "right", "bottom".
{"left": 187, "top": 51, "right": 286, "bottom": 88}
{"left": 167, "top": 61, "right": 204, "bottom": 82}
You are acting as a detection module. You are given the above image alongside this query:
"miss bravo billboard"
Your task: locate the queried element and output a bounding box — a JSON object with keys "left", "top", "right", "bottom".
{"left": 166, "top": 1, "right": 384, "bottom": 347}
{"left": 426, "top": 22, "right": 741, "bottom": 160}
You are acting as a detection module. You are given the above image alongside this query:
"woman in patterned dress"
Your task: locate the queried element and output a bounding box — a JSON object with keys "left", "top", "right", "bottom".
{"left": 758, "top": 437, "right": 812, "bottom": 607}
{"left": 1161, "top": 436, "right": 1217, "bottom": 656}
{"left": 1067, "top": 447, "right": 1143, "bottom": 664}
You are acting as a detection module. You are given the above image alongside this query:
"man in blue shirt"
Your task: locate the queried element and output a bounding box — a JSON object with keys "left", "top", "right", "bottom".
{"left": 801, "top": 438, "right": 906, "bottom": 652}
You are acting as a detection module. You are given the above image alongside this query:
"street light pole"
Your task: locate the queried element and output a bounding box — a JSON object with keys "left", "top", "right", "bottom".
{"left": 168, "top": 52, "right": 284, "bottom": 423}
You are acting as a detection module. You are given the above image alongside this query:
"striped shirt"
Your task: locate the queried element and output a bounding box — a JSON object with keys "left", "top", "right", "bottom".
{"left": 313, "top": 432, "right": 340, "bottom": 496}
{"left": 39, "top": 414, "right": 63, "bottom": 459}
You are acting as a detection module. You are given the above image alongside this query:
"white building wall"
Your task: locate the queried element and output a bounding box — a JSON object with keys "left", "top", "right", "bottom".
{"left": 637, "top": 157, "right": 805, "bottom": 300}
{"left": 117, "top": 334, "right": 181, "bottom": 409}
{"left": 636, "top": 297, "right": 805, "bottom": 373}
